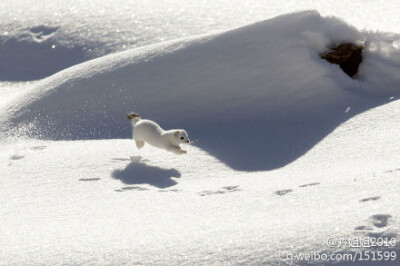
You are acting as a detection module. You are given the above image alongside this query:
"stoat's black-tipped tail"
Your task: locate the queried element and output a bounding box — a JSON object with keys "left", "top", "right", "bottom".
{"left": 127, "top": 112, "right": 140, "bottom": 120}
{"left": 127, "top": 112, "right": 141, "bottom": 126}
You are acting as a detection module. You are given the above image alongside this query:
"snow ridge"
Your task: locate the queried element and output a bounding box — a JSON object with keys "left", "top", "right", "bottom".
{"left": 1, "top": 11, "right": 400, "bottom": 171}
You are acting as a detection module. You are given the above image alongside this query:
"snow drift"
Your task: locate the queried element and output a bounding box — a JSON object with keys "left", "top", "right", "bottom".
{"left": 1, "top": 11, "right": 399, "bottom": 171}
{"left": 0, "top": 25, "right": 86, "bottom": 81}
{"left": 1, "top": 9, "right": 400, "bottom": 266}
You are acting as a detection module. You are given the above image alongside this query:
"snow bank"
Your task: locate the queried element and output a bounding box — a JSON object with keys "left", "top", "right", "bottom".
{"left": 359, "top": 33, "right": 400, "bottom": 95}
{"left": 1, "top": 9, "right": 400, "bottom": 265}
{"left": 0, "top": 26, "right": 86, "bottom": 81}
{"left": 1, "top": 111, "right": 399, "bottom": 265}
{"left": 1, "top": 0, "right": 399, "bottom": 81}
{"left": 1, "top": 11, "right": 400, "bottom": 171}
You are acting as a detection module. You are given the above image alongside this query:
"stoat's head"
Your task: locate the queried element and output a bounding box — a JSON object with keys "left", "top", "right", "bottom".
{"left": 173, "top": 130, "right": 190, "bottom": 144}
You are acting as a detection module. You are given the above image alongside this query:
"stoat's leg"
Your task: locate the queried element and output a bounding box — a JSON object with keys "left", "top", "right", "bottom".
{"left": 168, "top": 145, "right": 187, "bottom": 154}
{"left": 135, "top": 140, "right": 145, "bottom": 149}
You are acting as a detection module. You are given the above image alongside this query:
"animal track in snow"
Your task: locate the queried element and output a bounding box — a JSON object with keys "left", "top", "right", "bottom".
{"left": 30, "top": 146, "right": 47, "bottom": 151}
{"left": 359, "top": 196, "right": 381, "bottom": 202}
{"left": 158, "top": 189, "right": 180, "bottom": 193}
{"left": 10, "top": 154, "right": 24, "bottom": 160}
{"left": 114, "top": 186, "right": 149, "bottom": 192}
{"left": 198, "top": 186, "right": 241, "bottom": 196}
{"left": 275, "top": 189, "right": 293, "bottom": 196}
{"left": 79, "top": 178, "right": 101, "bottom": 182}
{"left": 121, "top": 186, "right": 149, "bottom": 191}
{"left": 299, "top": 182, "right": 320, "bottom": 188}
{"left": 354, "top": 214, "right": 393, "bottom": 233}
{"left": 222, "top": 185, "right": 240, "bottom": 191}
{"left": 275, "top": 182, "right": 320, "bottom": 196}
{"left": 369, "top": 214, "right": 392, "bottom": 228}
{"left": 354, "top": 225, "right": 373, "bottom": 231}
{"left": 112, "top": 158, "right": 131, "bottom": 162}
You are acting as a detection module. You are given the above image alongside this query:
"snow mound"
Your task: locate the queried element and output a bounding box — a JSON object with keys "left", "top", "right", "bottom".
{"left": 1, "top": 11, "right": 400, "bottom": 171}
{"left": 0, "top": 25, "right": 86, "bottom": 81}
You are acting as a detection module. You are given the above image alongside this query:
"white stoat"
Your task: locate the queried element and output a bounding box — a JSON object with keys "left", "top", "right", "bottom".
{"left": 127, "top": 112, "right": 190, "bottom": 154}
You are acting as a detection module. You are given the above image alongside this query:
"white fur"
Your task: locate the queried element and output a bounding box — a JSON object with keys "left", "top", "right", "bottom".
{"left": 129, "top": 115, "right": 190, "bottom": 154}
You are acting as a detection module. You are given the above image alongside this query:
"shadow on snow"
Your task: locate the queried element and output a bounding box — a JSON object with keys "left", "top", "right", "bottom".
{"left": 112, "top": 161, "right": 181, "bottom": 189}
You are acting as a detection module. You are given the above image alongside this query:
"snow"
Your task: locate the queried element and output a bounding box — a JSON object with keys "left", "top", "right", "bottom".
{"left": 1, "top": 1, "right": 399, "bottom": 63}
{"left": 1, "top": 106, "right": 399, "bottom": 265}
{"left": 1, "top": 11, "right": 399, "bottom": 170}
{"left": 1, "top": 7, "right": 400, "bottom": 266}
{"left": 360, "top": 33, "right": 400, "bottom": 96}
{"left": 0, "top": 0, "right": 399, "bottom": 83}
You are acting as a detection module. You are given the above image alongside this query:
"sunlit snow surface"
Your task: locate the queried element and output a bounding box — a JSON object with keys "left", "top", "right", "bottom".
{"left": 0, "top": 0, "right": 399, "bottom": 98}
{"left": 1, "top": 11, "right": 399, "bottom": 170}
{"left": 0, "top": 0, "right": 399, "bottom": 81}
{"left": 0, "top": 2, "right": 400, "bottom": 266}
{"left": 1, "top": 0, "right": 399, "bottom": 56}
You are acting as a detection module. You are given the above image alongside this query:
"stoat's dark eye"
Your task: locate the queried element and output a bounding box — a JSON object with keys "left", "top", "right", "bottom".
{"left": 180, "top": 137, "right": 184, "bottom": 140}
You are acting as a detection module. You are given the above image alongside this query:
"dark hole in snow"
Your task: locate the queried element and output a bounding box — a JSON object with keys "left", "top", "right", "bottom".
{"left": 320, "top": 43, "right": 364, "bottom": 78}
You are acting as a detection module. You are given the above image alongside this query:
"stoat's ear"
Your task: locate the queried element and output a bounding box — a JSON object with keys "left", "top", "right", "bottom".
{"left": 174, "top": 131, "right": 179, "bottom": 137}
